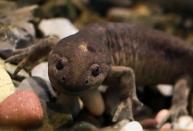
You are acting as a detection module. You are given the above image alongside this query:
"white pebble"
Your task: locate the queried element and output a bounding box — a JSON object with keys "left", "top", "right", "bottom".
{"left": 157, "top": 84, "right": 173, "bottom": 96}
{"left": 174, "top": 116, "right": 193, "bottom": 129}
{"left": 120, "top": 121, "right": 143, "bottom": 131}
{"left": 39, "top": 18, "right": 78, "bottom": 39}
{"left": 187, "top": 122, "right": 193, "bottom": 129}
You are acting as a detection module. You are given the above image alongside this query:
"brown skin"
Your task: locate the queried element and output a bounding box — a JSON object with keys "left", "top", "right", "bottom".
{"left": 6, "top": 22, "right": 193, "bottom": 124}
{"left": 48, "top": 27, "right": 110, "bottom": 94}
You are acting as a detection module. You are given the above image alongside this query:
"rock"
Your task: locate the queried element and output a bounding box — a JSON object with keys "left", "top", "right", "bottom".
{"left": 102, "top": 120, "right": 143, "bottom": 131}
{"left": 0, "top": 24, "right": 35, "bottom": 59}
{"left": 31, "top": 62, "right": 49, "bottom": 83}
{"left": 0, "top": 5, "right": 37, "bottom": 59}
{"left": 0, "top": 59, "right": 15, "bottom": 102}
{"left": 48, "top": 93, "right": 81, "bottom": 118}
{"left": 1, "top": 5, "right": 37, "bottom": 26}
{"left": 141, "top": 118, "right": 158, "bottom": 129}
{"left": 119, "top": 121, "right": 143, "bottom": 131}
{"left": 18, "top": 77, "right": 56, "bottom": 102}
{"left": 0, "top": 5, "right": 36, "bottom": 49}
{"left": 10, "top": 23, "right": 35, "bottom": 49}
{"left": 160, "top": 123, "right": 172, "bottom": 131}
{"left": 48, "top": 111, "right": 73, "bottom": 130}
{"left": 0, "top": 49, "right": 13, "bottom": 59}
{"left": 174, "top": 116, "right": 193, "bottom": 130}
{"left": 107, "top": 4, "right": 152, "bottom": 23}
{"left": 155, "top": 109, "right": 169, "bottom": 124}
{"left": 0, "top": 89, "right": 43, "bottom": 127}
{"left": 70, "top": 122, "right": 98, "bottom": 131}
{"left": 157, "top": 84, "right": 173, "bottom": 96}
{"left": 19, "top": 77, "right": 80, "bottom": 123}
{"left": 98, "top": 85, "right": 108, "bottom": 93}
{"left": 187, "top": 122, "right": 193, "bottom": 129}
{"left": 89, "top": 0, "right": 133, "bottom": 15}
{"left": 0, "top": 1, "right": 16, "bottom": 15}
{"left": 39, "top": 18, "right": 78, "bottom": 39}
{"left": 4, "top": 62, "right": 29, "bottom": 79}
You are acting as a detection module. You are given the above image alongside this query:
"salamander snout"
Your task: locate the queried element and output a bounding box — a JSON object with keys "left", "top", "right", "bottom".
{"left": 82, "top": 63, "right": 108, "bottom": 89}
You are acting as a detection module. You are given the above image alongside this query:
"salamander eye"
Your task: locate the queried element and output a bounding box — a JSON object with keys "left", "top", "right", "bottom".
{"left": 56, "top": 59, "right": 65, "bottom": 70}
{"left": 91, "top": 64, "right": 100, "bottom": 77}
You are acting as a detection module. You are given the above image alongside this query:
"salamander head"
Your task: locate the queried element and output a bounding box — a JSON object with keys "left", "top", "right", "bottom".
{"left": 48, "top": 33, "right": 110, "bottom": 94}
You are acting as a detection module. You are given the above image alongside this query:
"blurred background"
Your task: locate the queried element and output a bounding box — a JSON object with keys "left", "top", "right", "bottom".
{"left": 1, "top": 0, "right": 193, "bottom": 41}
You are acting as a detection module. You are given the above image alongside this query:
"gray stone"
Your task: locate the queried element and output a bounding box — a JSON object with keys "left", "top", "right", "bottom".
{"left": 31, "top": 62, "right": 50, "bottom": 83}
{"left": 18, "top": 76, "right": 56, "bottom": 102}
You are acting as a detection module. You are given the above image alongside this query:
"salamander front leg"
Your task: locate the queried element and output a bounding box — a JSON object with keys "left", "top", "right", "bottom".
{"left": 105, "top": 66, "right": 143, "bottom": 122}
{"left": 5, "top": 36, "right": 59, "bottom": 76}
